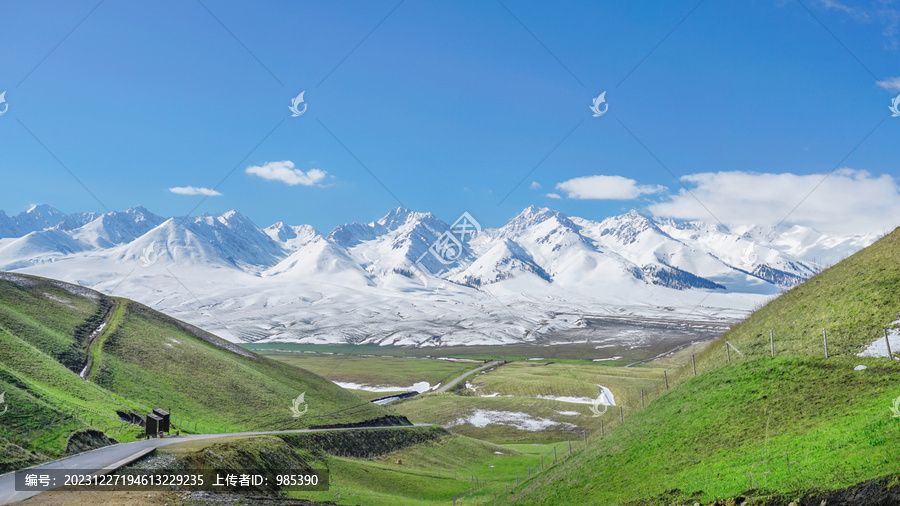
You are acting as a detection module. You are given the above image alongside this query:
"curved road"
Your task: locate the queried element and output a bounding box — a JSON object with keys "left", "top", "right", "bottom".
{"left": 0, "top": 424, "right": 431, "bottom": 505}
{"left": 435, "top": 360, "right": 504, "bottom": 393}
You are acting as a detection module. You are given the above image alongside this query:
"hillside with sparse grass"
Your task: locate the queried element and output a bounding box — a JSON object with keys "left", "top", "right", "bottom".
{"left": 511, "top": 227, "right": 900, "bottom": 505}
{"left": 0, "top": 272, "right": 392, "bottom": 474}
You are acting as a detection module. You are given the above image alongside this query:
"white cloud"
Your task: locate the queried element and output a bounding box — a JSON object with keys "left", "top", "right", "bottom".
{"left": 648, "top": 169, "right": 900, "bottom": 235}
{"left": 555, "top": 175, "right": 666, "bottom": 200}
{"left": 245, "top": 160, "right": 327, "bottom": 186}
{"left": 546, "top": 193, "right": 562, "bottom": 199}
{"left": 530, "top": 181, "right": 542, "bottom": 190}
{"left": 814, "top": 0, "right": 900, "bottom": 49}
{"left": 169, "top": 186, "right": 222, "bottom": 196}
{"left": 877, "top": 77, "right": 900, "bottom": 91}
{"left": 816, "top": 0, "right": 858, "bottom": 16}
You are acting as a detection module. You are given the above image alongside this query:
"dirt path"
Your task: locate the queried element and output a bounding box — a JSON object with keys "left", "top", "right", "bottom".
{"left": 79, "top": 299, "right": 124, "bottom": 381}
{"left": 434, "top": 360, "right": 504, "bottom": 393}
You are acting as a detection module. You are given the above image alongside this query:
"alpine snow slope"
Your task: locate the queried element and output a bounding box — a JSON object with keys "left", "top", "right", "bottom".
{"left": 0, "top": 204, "right": 876, "bottom": 346}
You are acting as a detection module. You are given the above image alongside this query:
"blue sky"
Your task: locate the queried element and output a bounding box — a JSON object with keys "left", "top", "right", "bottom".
{"left": 1, "top": 0, "right": 898, "bottom": 234}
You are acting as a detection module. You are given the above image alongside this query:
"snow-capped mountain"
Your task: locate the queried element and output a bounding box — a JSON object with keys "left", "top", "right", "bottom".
{"left": 187, "top": 210, "right": 283, "bottom": 270}
{"left": 0, "top": 204, "right": 92, "bottom": 238}
{"left": 264, "top": 232, "right": 373, "bottom": 285}
{"left": 71, "top": 206, "right": 165, "bottom": 249}
{"left": 731, "top": 223, "right": 877, "bottom": 268}
{"left": 328, "top": 208, "right": 464, "bottom": 277}
{"left": 0, "top": 204, "right": 880, "bottom": 346}
{"left": 450, "top": 238, "right": 552, "bottom": 287}
{"left": 264, "top": 222, "right": 321, "bottom": 250}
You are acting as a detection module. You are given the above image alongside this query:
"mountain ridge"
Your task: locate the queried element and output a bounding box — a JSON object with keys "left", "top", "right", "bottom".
{"left": 0, "top": 203, "right": 876, "bottom": 293}
{"left": 0, "top": 204, "right": 880, "bottom": 346}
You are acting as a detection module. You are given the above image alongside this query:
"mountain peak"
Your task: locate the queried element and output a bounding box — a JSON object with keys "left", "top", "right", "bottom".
{"left": 509, "top": 206, "right": 572, "bottom": 230}
{"left": 376, "top": 207, "right": 414, "bottom": 229}
{"left": 264, "top": 222, "right": 322, "bottom": 245}
{"left": 622, "top": 209, "right": 648, "bottom": 220}
{"left": 25, "top": 204, "right": 64, "bottom": 217}
{"left": 375, "top": 207, "right": 445, "bottom": 233}
{"left": 597, "top": 210, "right": 668, "bottom": 245}
{"left": 125, "top": 205, "right": 152, "bottom": 215}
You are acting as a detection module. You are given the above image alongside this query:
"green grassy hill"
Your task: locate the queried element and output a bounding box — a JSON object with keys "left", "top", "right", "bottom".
{"left": 0, "top": 272, "right": 391, "bottom": 473}
{"left": 511, "top": 228, "right": 900, "bottom": 504}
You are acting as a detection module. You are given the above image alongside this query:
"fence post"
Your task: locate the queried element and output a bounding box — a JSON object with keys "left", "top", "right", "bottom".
{"left": 600, "top": 419, "right": 604, "bottom": 437}
{"left": 541, "top": 455, "right": 544, "bottom": 470}
{"left": 823, "top": 328, "right": 828, "bottom": 358}
{"left": 885, "top": 328, "right": 893, "bottom": 360}
{"left": 726, "top": 343, "right": 731, "bottom": 363}
{"left": 583, "top": 430, "right": 587, "bottom": 446}
{"left": 641, "top": 389, "right": 644, "bottom": 408}
{"left": 692, "top": 354, "right": 696, "bottom": 376}
{"left": 568, "top": 440, "right": 571, "bottom": 454}
{"left": 554, "top": 446, "right": 557, "bottom": 464}
{"left": 619, "top": 406, "right": 623, "bottom": 423}
{"left": 770, "top": 330, "right": 775, "bottom": 357}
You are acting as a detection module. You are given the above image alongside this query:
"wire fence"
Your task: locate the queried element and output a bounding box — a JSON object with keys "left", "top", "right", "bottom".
{"left": 474, "top": 326, "right": 899, "bottom": 503}
{"left": 6, "top": 326, "right": 896, "bottom": 502}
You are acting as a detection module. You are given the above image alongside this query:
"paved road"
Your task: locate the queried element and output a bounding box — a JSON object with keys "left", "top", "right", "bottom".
{"left": 0, "top": 424, "right": 431, "bottom": 505}
{"left": 435, "top": 360, "right": 504, "bottom": 393}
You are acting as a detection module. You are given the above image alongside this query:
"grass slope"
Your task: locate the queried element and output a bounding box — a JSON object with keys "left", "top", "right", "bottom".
{"left": 512, "top": 228, "right": 900, "bottom": 504}
{"left": 260, "top": 353, "right": 477, "bottom": 389}
{"left": 394, "top": 361, "right": 669, "bottom": 443}
{"left": 94, "top": 301, "right": 387, "bottom": 431}
{"left": 701, "top": 227, "right": 900, "bottom": 361}
{"left": 287, "top": 432, "right": 555, "bottom": 505}
{"left": 0, "top": 272, "right": 390, "bottom": 472}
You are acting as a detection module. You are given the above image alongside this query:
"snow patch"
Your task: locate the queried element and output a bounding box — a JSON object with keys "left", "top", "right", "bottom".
{"left": 333, "top": 380, "right": 432, "bottom": 393}
{"left": 89, "top": 321, "right": 107, "bottom": 340}
{"left": 598, "top": 385, "right": 615, "bottom": 406}
{"left": 857, "top": 326, "right": 900, "bottom": 358}
{"left": 535, "top": 395, "right": 595, "bottom": 405}
{"left": 43, "top": 293, "right": 73, "bottom": 306}
{"left": 446, "top": 409, "right": 577, "bottom": 431}
{"left": 533, "top": 385, "right": 615, "bottom": 405}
